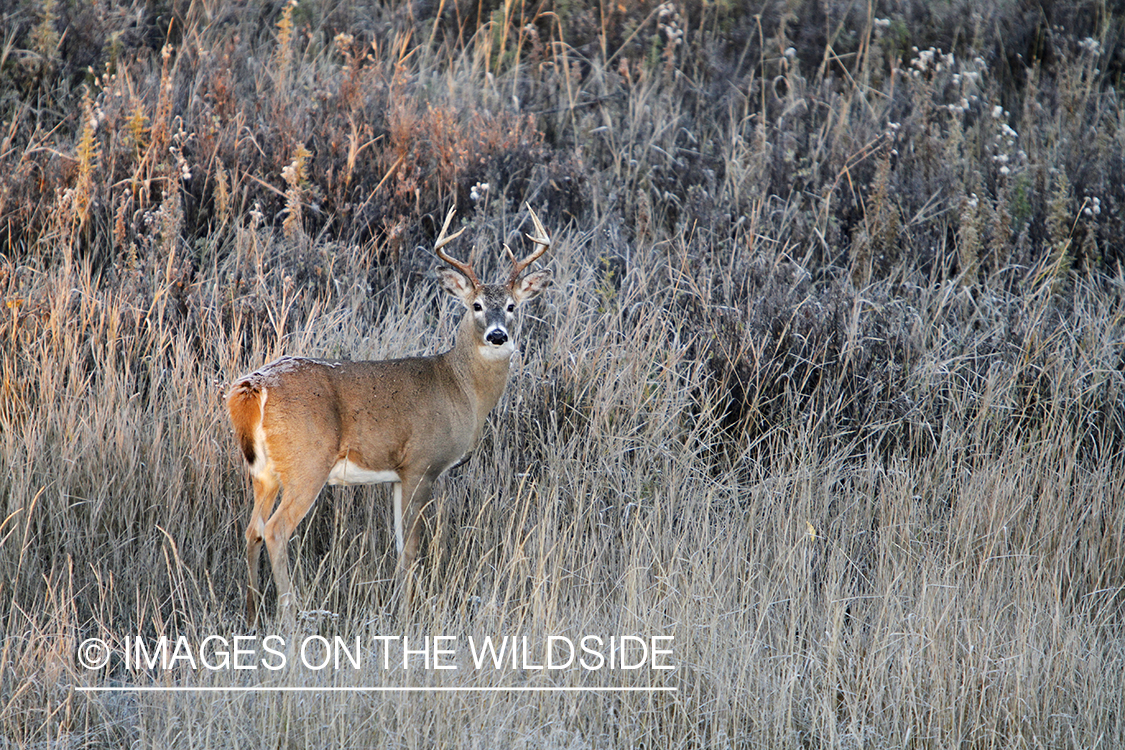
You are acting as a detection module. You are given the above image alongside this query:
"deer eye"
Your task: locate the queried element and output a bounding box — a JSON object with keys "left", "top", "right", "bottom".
{"left": 507, "top": 304, "right": 515, "bottom": 313}
{"left": 473, "top": 302, "right": 483, "bottom": 312}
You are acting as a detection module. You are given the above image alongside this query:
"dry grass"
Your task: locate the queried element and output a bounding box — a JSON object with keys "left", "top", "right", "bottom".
{"left": 2, "top": 0, "right": 1125, "bottom": 747}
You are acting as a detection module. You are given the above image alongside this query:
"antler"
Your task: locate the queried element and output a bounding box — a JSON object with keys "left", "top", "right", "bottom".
{"left": 507, "top": 203, "right": 551, "bottom": 287}
{"left": 434, "top": 206, "right": 478, "bottom": 286}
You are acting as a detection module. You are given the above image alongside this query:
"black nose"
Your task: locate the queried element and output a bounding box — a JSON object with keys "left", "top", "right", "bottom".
{"left": 486, "top": 329, "right": 508, "bottom": 345}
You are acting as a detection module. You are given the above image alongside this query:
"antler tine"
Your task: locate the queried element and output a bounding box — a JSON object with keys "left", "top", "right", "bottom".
{"left": 507, "top": 203, "right": 551, "bottom": 286}
{"left": 434, "top": 206, "right": 478, "bottom": 286}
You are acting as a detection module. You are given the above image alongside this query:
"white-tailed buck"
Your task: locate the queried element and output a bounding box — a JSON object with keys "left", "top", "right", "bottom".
{"left": 227, "top": 205, "right": 552, "bottom": 625}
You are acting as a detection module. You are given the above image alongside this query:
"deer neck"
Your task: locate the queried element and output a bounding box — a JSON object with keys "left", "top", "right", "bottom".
{"left": 445, "top": 315, "right": 513, "bottom": 419}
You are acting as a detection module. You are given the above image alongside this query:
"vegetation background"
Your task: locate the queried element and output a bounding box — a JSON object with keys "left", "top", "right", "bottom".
{"left": 2, "top": 0, "right": 1125, "bottom": 746}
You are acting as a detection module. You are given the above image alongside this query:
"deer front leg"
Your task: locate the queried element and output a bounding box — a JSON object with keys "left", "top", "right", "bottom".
{"left": 393, "top": 474, "right": 434, "bottom": 616}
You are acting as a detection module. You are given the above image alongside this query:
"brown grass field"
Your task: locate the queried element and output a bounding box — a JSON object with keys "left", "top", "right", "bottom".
{"left": 2, "top": 0, "right": 1125, "bottom": 746}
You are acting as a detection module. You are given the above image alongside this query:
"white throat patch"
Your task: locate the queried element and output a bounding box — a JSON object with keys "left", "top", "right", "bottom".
{"left": 479, "top": 340, "right": 515, "bottom": 360}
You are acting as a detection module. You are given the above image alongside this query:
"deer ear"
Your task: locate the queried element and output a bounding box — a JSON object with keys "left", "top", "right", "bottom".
{"left": 511, "top": 269, "right": 552, "bottom": 304}
{"left": 439, "top": 268, "right": 476, "bottom": 304}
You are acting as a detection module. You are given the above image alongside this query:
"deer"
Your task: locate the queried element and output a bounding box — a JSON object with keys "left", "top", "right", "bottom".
{"left": 227, "top": 205, "right": 552, "bottom": 626}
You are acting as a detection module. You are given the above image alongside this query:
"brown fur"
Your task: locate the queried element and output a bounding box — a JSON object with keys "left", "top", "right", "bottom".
{"left": 226, "top": 381, "right": 262, "bottom": 466}
{"left": 228, "top": 213, "right": 552, "bottom": 627}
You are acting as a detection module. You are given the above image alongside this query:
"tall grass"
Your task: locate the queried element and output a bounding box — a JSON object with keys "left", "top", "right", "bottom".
{"left": 2, "top": 0, "right": 1125, "bottom": 747}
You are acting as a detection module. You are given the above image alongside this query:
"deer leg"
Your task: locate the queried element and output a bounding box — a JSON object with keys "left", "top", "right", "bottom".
{"left": 245, "top": 473, "right": 280, "bottom": 627}
{"left": 392, "top": 482, "right": 404, "bottom": 556}
{"left": 394, "top": 474, "right": 434, "bottom": 616}
{"left": 262, "top": 475, "right": 326, "bottom": 626}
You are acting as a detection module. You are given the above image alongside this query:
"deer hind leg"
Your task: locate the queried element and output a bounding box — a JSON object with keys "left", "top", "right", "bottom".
{"left": 246, "top": 472, "right": 281, "bottom": 627}
{"left": 262, "top": 472, "right": 327, "bottom": 625}
{"left": 394, "top": 474, "right": 434, "bottom": 615}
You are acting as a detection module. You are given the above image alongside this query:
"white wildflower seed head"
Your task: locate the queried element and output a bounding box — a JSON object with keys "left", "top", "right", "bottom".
{"left": 911, "top": 48, "right": 935, "bottom": 72}
{"left": 1079, "top": 37, "right": 1101, "bottom": 56}
{"left": 657, "top": 3, "right": 684, "bottom": 47}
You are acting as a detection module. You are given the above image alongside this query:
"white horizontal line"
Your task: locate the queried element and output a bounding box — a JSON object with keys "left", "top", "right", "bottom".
{"left": 77, "top": 686, "right": 676, "bottom": 693}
